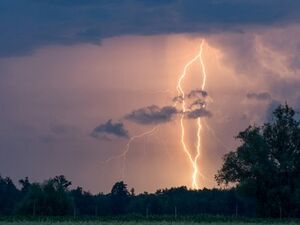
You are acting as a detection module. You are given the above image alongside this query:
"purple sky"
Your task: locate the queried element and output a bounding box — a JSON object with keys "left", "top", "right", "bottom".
{"left": 1, "top": 1, "right": 300, "bottom": 193}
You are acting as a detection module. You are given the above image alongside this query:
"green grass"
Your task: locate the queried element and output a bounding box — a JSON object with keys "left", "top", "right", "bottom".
{"left": 0, "top": 222, "right": 299, "bottom": 225}
{"left": 0, "top": 216, "right": 299, "bottom": 225}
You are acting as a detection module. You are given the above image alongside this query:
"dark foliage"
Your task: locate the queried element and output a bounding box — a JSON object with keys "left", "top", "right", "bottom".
{"left": 216, "top": 104, "right": 300, "bottom": 217}
{"left": 15, "top": 175, "right": 72, "bottom": 216}
{"left": 0, "top": 176, "right": 255, "bottom": 217}
{"left": 0, "top": 176, "right": 20, "bottom": 215}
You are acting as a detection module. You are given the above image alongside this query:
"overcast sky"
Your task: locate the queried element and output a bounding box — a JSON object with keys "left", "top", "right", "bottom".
{"left": 1, "top": 0, "right": 300, "bottom": 193}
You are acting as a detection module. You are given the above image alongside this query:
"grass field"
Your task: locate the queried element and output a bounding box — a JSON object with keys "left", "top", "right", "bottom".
{"left": 0, "top": 215, "right": 299, "bottom": 225}
{"left": 1, "top": 222, "right": 300, "bottom": 225}
{"left": 1, "top": 218, "right": 299, "bottom": 225}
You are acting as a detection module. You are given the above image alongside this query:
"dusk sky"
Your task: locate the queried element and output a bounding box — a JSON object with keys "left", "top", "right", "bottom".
{"left": 1, "top": 0, "right": 300, "bottom": 193}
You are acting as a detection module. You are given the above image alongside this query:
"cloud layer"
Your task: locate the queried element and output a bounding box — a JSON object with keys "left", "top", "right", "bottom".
{"left": 2, "top": 0, "right": 300, "bottom": 56}
{"left": 124, "top": 105, "right": 178, "bottom": 125}
{"left": 186, "top": 108, "right": 212, "bottom": 119}
{"left": 91, "top": 119, "right": 129, "bottom": 140}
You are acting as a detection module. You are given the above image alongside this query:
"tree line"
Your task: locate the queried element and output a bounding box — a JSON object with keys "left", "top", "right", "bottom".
{"left": 0, "top": 175, "right": 256, "bottom": 217}
{"left": 0, "top": 104, "right": 299, "bottom": 218}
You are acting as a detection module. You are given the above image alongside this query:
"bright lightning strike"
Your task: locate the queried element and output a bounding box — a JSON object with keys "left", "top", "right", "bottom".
{"left": 176, "top": 39, "right": 207, "bottom": 189}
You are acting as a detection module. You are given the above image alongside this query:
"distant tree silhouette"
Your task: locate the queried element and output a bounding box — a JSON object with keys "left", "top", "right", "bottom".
{"left": 43, "top": 175, "right": 72, "bottom": 215}
{"left": 16, "top": 183, "right": 43, "bottom": 216}
{"left": 216, "top": 104, "right": 300, "bottom": 217}
{"left": 0, "top": 176, "right": 20, "bottom": 215}
{"left": 19, "top": 177, "right": 31, "bottom": 193}
{"left": 0, "top": 175, "right": 257, "bottom": 217}
{"left": 70, "top": 187, "right": 95, "bottom": 216}
{"left": 16, "top": 175, "right": 72, "bottom": 216}
{"left": 110, "top": 181, "right": 130, "bottom": 214}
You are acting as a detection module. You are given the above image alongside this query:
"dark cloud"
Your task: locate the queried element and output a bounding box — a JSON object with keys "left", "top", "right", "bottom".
{"left": 124, "top": 105, "right": 178, "bottom": 125}
{"left": 2, "top": 0, "right": 300, "bottom": 56}
{"left": 187, "top": 89, "right": 208, "bottom": 99}
{"left": 186, "top": 108, "right": 212, "bottom": 119}
{"left": 246, "top": 91, "right": 272, "bottom": 101}
{"left": 91, "top": 119, "right": 129, "bottom": 139}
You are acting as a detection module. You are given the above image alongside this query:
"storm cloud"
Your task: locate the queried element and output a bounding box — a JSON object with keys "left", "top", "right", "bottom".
{"left": 124, "top": 105, "right": 178, "bottom": 125}
{"left": 186, "top": 108, "right": 212, "bottom": 119}
{"left": 91, "top": 119, "right": 129, "bottom": 139}
{"left": 2, "top": 0, "right": 300, "bottom": 56}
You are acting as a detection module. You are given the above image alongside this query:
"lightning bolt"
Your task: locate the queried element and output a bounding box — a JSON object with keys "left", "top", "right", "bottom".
{"left": 176, "top": 39, "right": 207, "bottom": 189}
{"left": 103, "top": 39, "right": 210, "bottom": 187}
{"left": 104, "top": 126, "right": 158, "bottom": 179}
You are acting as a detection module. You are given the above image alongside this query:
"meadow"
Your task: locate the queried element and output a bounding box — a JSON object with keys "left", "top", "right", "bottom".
{"left": 1, "top": 221, "right": 300, "bottom": 225}
{"left": 1, "top": 216, "right": 299, "bottom": 225}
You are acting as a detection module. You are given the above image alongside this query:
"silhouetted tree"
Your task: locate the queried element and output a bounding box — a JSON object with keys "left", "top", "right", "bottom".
{"left": 110, "top": 181, "right": 129, "bottom": 214}
{"left": 19, "top": 177, "right": 31, "bottom": 194}
{"left": 216, "top": 104, "right": 300, "bottom": 217}
{"left": 16, "top": 175, "right": 72, "bottom": 216}
{"left": 70, "top": 187, "right": 96, "bottom": 216}
{"left": 16, "top": 183, "right": 44, "bottom": 216}
{"left": 0, "top": 176, "right": 20, "bottom": 215}
{"left": 42, "top": 175, "right": 72, "bottom": 215}
{"left": 0, "top": 175, "right": 257, "bottom": 217}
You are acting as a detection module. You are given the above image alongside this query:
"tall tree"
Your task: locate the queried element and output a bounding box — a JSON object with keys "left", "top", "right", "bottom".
{"left": 216, "top": 104, "right": 300, "bottom": 217}
{"left": 0, "top": 176, "right": 20, "bottom": 215}
{"left": 110, "top": 181, "right": 130, "bottom": 214}
{"left": 17, "top": 175, "right": 72, "bottom": 216}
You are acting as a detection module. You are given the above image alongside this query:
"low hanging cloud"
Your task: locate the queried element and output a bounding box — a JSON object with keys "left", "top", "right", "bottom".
{"left": 187, "top": 89, "right": 208, "bottom": 99}
{"left": 124, "top": 105, "right": 178, "bottom": 125}
{"left": 186, "top": 108, "right": 212, "bottom": 119}
{"left": 91, "top": 88, "right": 211, "bottom": 135}
{"left": 91, "top": 119, "right": 129, "bottom": 140}
{"left": 92, "top": 93, "right": 211, "bottom": 136}
{"left": 246, "top": 91, "right": 272, "bottom": 101}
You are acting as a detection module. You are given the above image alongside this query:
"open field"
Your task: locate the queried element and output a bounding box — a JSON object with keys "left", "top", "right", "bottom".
{"left": 1, "top": 222, "right": 300, "bottom": 225}
{"left": 1, "top": 217, "right": 299, "bottom": 225}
